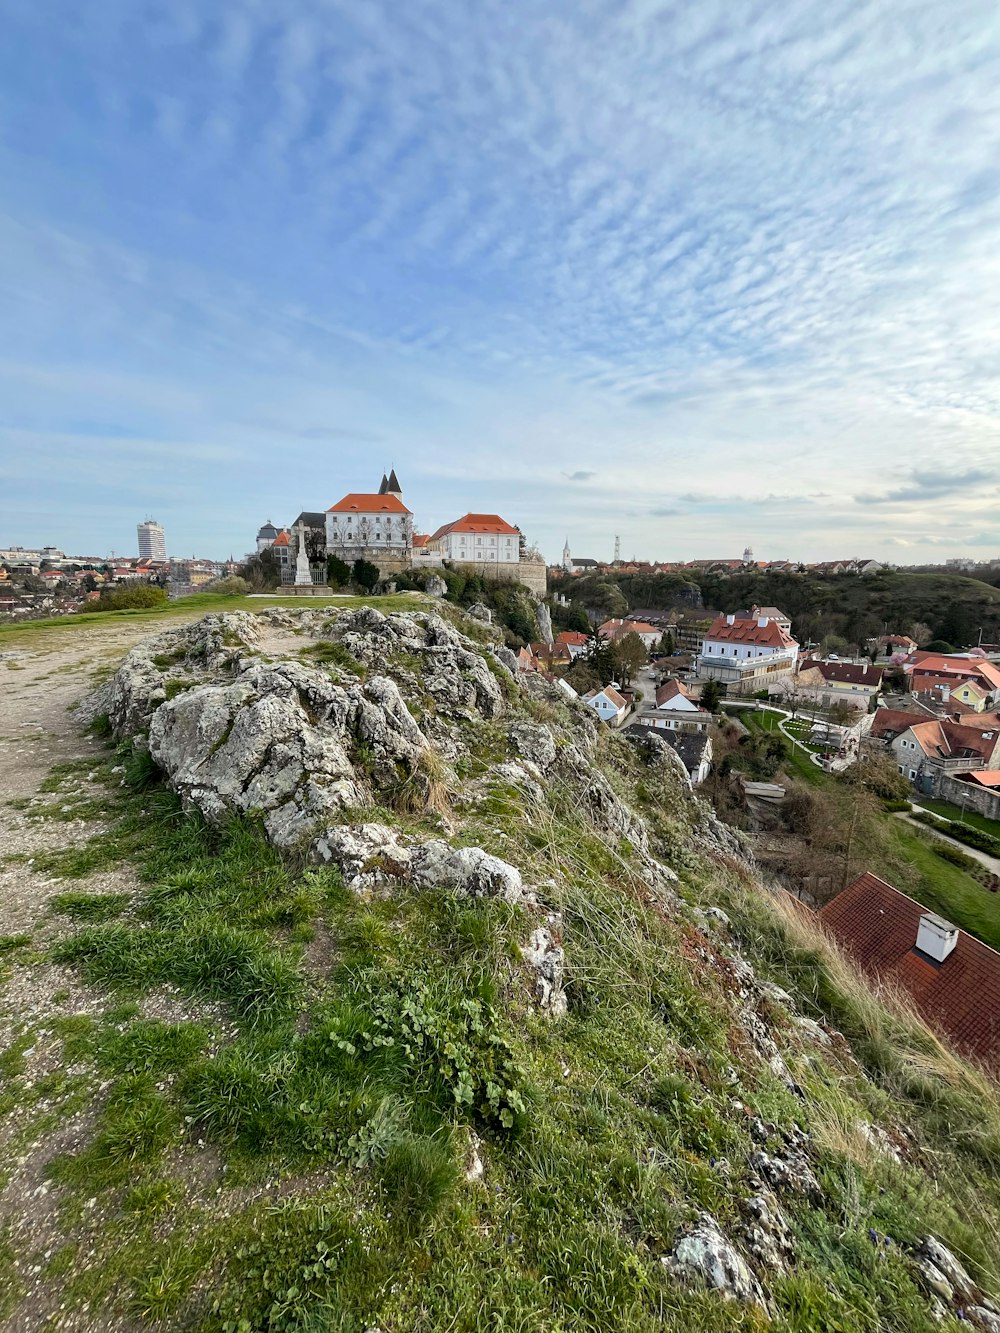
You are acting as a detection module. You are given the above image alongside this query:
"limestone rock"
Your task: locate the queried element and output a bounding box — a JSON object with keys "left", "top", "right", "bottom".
{"left": 521, "top": 922, "right": 567, "bottom": 1016}
{"left": 916, "top": 1237, "right": 978, "bottom": 1304}
{"left": 311, "top": 823, "right": 413, "bottom": 891}
{"left": 466, "top": 602, "right": 492, "bottom": 624}
{"left": 535, "top": 601, "right": 554, "bottom": 646}
{"left": 425, "top": 574, "right": 448, "bottom": 598}
{"left": 749, "top": 1148, "right": 822, "bottom": 1203}
{"left": 740, "top": 1191, "right": 795, "bottom": 1270}
{"left": 662, "top": 1213, "right": 765, "bottom": 1306}
{"left": 967, "top": 1308, "right": 1000, "bottom": 1333}
{"left": 409, "top": 841, "right": 533, "bottom": 904}
{"left": 508, "top": 722, "right": 557, "bottom": 772}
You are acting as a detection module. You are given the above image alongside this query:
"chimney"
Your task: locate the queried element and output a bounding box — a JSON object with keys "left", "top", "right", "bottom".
{"left": 916, "top": 913, "right": 958, "bottom": 964}
{"left": 726, "top": 614, "right": 735, "bottom": 626}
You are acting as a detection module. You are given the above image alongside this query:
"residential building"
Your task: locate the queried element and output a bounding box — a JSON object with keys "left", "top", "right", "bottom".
{"left": 623, "top": 725, "right": 713, "bottom": 784}
{"left": 821, "top": 872, "right": 1000, "bottom": 1070}
{"left": 555, "top": 631, "right": 590, "bottom": 660}
{"left": 751, "top": 605, "right": 791, "bottom": 633}
{"left": 597, "top": 618, "right": 661, "bottom": 649}
{"left": 886, "top": 716, "right": 1000, "bottom": 792}
{"left": 904, "top": 653, "right": 1000, "bottom": 707}
{"left": 697, "top": 612, "right": 799, "bottom": 694}
{"left": 869, "top": 708, "right": 927, "bottom": 743}
{"left": 429, "top": 514, "right": 520, "bottom": 566}
{"left": 636, "top": 680, "right": 711, "bottom": 733}
{"left": 581, "top": 686, "right": 629, "bottom": 726}
{"left": 137, "top": 519, "right": 166, "bottom": 562}
{"left": 665, "top": 731, "right": 713, "bottom": 784}
{"left": 794, "top": 660, "right": 883, "bottom": 709}
{"left": 325, "top": 492, "right": 413, "bottom": 560}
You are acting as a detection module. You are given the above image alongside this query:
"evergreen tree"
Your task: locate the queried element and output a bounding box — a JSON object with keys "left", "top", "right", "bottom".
{"left": 700, "top": 678, "right": 723, "bottom": 712}
{"left": 352, "top": 559, "right": 380, "bottom": 592}
{"left": 327, "top": 555, "right": 351, "bottom": 588}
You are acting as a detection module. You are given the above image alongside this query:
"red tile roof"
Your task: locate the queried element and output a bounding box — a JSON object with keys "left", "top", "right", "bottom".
{"left": 821, "top": 872, "right": 1000, "bottom": 1068}
{"left": 328, "top": 493, "right": 411, "bottom": 515}
{"left": 430, "top": 513, "right": 518, "bottom": 538}
{"left": 655, "top": 680, "right": 700, "bottom": 708}
{"left": 961, "top": 770, "right": 1000, "bottom": 788}
{"left": 555, "top": 631, "right": 589, "bottom": 646}
{"left": 799, "top": 660, "right": 883, "bottom": 686}
{"left": 411, "top": 534, "right": 430, "bottom": 549}
{"left": 272, "top": 530, "right": 290, "bottom": 547}
{"left": 907, "top": 654, "right": 1000, "bottom": 692}
{"left": 705, "top": 614, "right": 797, "bottom": 649}
{"left": 870, "top": 708, "right": 927, "bottom": 740}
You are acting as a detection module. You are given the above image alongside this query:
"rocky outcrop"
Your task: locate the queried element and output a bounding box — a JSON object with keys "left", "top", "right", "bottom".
{"left": 662, "top": 1213, "right": 765, "bottom": 1306}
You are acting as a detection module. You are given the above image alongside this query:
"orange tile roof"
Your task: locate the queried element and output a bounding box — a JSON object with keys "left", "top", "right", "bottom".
{"left": 870, "top": 707, "right": 927, "bottom": 739}
{"left": 555, "top": 631, "right": 589, "bottom": 646}
{"left": 272, "top": 530, "right": 289, "bottom": 547}
{"left": 909, "top": 655, "right": 1000, "bottom": 691}
{"left": 412, "top": 534, "right": 430, "bottom": 548}
{"left": 430, "top": 513, "right": 519, "bottom": 539}
{"left": 962, "top": 770, "right": 1000, "bottom": 788}
{"left": 328, "top": 493, "right": 411, "bottom": 515}
{"left": 821, "top": 872, "right": 1000, "bottom": 1069}
{"left": 705, "top": 614, "right": 797, "bottom": 649}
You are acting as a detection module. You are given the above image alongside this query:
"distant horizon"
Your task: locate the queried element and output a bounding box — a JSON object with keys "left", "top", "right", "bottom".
{"left": 2, "top": 3, "right": 999, "bottom": 562}
{"left": 2, "top": 524, "right": 996, "bottom": 574}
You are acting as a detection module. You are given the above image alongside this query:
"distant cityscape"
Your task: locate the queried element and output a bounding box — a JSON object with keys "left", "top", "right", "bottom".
{"left": 2, "top": 481, "right": 999, "bottom": 622}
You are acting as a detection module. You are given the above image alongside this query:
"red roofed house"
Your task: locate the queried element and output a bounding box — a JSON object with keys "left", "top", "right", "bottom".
{"left": 597, "top": 618, "right": 661, "bottom": 649}
{"left": 429, "top": 514, "right": 520, "bottom": 567}
{"left": 697, "top": 612, "right": 799, "bottom": 694}
{"left": 795, "top": 659, "right": 883, "bottom": 709}
{"left": 886, "top": 715, "right": 1000, "bottom": 792}
{"left": 326, "top": 471, "right": 413, "bottom": 560}
{"left": 905, "top": 653, "right": 1000, "bottom": 707}
{"left": 555, "top": 631, "right": 590, "bottom": 660}
{"left": 821, "top": 872, "right": 1000, "bottom": 1070}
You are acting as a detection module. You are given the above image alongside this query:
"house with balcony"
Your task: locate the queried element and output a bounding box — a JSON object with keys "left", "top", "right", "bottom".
{"left": 697, "top": 612, "right": 799, "bottom": 695}
{"left": 887, "top": 716, "right": 1000, "bottom": 793}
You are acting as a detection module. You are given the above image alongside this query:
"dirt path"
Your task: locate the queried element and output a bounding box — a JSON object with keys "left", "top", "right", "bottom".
{"left": 0, "top": 612, "right": 248, "bottom": 1331}
{"left": 894, "top": 809, "right": 1000, "bottom": 878}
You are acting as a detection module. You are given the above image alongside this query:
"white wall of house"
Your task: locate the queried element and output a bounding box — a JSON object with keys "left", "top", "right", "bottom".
{"left": 325, "top": 511, "right": 412, "bottom": 553}
{"left": 439, "top": 531, "right": 518, "bottom": 563}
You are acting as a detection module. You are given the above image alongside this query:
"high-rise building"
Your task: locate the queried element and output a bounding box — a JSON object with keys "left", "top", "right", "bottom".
{"left": 137, "top": 519, "right": 166, "bottom": 562}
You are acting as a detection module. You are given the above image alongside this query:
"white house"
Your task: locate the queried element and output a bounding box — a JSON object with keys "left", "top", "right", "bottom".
{"left": 325, "top": 491, "right": 413, "bottom": 559}
{"left": 429, "top": 514, "right": 520, "bottom": 565}
{"left": 582, "top": 685, "right": 629, "bottom": 726}
{"left": 639, "top": 679, "right": 712, "bottom": 733}
{"left": 698, "top": 612, "right": 799, "bottom": 694}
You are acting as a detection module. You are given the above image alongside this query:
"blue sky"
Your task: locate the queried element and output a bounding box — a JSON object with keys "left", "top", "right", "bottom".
{"left": 1, "top": 0, "right": 999, "bottom": 564}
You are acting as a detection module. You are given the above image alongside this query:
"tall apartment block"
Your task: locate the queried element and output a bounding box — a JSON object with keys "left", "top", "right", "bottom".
{"left": 137, "top": 519, "right": 166, "bottom": 562}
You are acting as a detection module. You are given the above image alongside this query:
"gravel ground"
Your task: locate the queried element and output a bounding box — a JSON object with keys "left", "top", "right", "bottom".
{"left": 0, "top": 614, "right": 238, "bottom": 1331}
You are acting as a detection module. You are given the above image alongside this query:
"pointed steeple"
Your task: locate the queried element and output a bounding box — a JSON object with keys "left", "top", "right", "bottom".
{"left": 386, "top": 467, "right": 402, "bottom": 498}
{"left": 378, "top": 473, "right": 389, "bottom": 495}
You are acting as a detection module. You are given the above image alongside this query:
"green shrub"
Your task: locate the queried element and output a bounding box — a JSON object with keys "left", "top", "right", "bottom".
{"left": 93, "top": 586, "right": 168, "bottom": 612}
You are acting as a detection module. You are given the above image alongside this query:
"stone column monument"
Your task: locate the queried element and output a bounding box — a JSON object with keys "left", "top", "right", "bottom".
{"left": 294, "top": 522, "right": 313, "bottom": 587}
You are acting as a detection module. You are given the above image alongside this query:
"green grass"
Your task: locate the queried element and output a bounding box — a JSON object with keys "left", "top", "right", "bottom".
{"left": 4, "top": 645, "right": 1000, "bottom": 1327}
{"left": 740, "top": 709, "right": 831, "bottom": 786}
{"left": 890, "top": 821, "right": 1000, "bottom": 951}
{"left": 914, "top": 797, "right": 1000, "bottom": 843}
{"left": 0, "top": 591, "right": 431, "bottom": 647}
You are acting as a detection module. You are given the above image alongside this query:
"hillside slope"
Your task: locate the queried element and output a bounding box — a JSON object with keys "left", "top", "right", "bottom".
{"left": 1, "top": 601, "right": 999, "bottom": 1332}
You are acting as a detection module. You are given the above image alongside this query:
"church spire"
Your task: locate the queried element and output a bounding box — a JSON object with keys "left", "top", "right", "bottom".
{"left": 386, "top": 467, "right": 402, "bottom": 499}
{"left": 377, "top": 472, "right": 389, "bottom": 495}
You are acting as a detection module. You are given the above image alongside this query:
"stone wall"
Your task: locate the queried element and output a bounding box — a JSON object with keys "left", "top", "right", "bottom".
{"left": 937, "top": 773, "right": 1000, "bottom": 822}
{"left": 446, "top": 559, "right": 547, "bottom": 595}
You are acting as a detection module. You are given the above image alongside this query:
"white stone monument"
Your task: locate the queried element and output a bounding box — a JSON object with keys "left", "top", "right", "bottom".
{"left": 294, "top": 522, "right": 313, "bottom": 587}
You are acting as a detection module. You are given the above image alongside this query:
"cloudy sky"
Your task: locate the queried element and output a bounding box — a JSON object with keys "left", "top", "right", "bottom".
{"left": 2, "top": 0, "right": 999, "bottom": 563}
